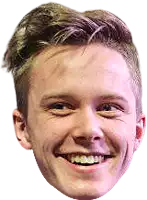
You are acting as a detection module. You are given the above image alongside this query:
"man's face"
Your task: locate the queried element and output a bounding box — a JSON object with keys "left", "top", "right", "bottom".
{"left": 14, "top": 44, "right": 145, "bottom": 199}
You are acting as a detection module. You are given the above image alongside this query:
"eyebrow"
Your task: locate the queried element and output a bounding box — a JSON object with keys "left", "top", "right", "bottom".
{"left": 40, "top": 92, "right": 129, "bottom": 107}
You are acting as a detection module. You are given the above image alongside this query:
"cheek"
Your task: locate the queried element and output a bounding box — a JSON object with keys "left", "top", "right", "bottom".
{"left": 113, "top": 122, "right": 136, "bottom": 165}
{"left": 31, "top": 117, "right": 71, "bottom": 149}
{"left": 106, "top": 119, "right": 136, "bottom": 156}
{"left": 45, "top": 116, "right": 74, "bottom": 134}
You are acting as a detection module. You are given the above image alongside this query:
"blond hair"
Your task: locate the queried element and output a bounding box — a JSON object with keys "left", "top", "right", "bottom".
{"left": 2, "top": 2, "right": 142, "bottom": 120}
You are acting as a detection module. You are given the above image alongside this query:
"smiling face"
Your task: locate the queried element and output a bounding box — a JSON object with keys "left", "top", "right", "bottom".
{"left": 13, "top": 44, "right": 145, "bottom": 200}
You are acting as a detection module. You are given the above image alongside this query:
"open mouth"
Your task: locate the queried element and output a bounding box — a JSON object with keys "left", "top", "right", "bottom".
{"left": 61, "top": 154, "right": 113, "bottom": 166}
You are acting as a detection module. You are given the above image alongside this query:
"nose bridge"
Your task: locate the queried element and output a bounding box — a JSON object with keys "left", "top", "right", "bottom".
{"left": 73, "top": 106, "right": 104, "bottom": 140}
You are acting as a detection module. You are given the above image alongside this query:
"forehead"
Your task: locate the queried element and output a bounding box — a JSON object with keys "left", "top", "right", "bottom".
{"left": 32, "top": 44, "right": 130, "bottom": 78}
{"left": 30, "top": 44, "right": 133, "bottom": 99}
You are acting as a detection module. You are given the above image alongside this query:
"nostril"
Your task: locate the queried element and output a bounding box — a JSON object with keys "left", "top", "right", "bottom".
{"left": 77, "top": 136, "right": 86, "bottom": 140}
{"left": 76, "top": 135, "right": 101, "bottom": 141}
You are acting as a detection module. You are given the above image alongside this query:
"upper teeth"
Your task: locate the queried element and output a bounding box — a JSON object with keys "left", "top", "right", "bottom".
{"left": 68, "top": 155, "right": 104, "bottom": 164}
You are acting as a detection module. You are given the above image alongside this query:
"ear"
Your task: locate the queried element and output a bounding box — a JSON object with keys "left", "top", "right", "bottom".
{"left": 13, "top": 109, "right": 32, "bottom": 150}
{"left": 134, "top": 114, "right": 146, "bottom": 152}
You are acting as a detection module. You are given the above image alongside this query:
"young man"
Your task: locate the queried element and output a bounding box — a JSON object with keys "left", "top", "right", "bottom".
{"left": 2, "top": 2, "right": 146, "bottom": 200}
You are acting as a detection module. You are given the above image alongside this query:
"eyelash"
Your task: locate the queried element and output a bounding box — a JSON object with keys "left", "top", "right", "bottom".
{"left": 48, "top": 102, "right": 123, "bottom": 116}
{"left": 48, "top": 102, "right": 73, "bottom": 110}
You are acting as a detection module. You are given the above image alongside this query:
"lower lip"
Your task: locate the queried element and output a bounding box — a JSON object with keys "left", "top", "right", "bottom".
{"left": 62, "top": 157, "right": 111, "bottom": 173}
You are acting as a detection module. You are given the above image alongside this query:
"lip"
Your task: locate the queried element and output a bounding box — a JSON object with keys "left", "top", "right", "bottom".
{"left": 57, "top": 151, "right": 114, "bottom": 161}
{"left": 60, "top": 155, "right": 113, "bottom": 174}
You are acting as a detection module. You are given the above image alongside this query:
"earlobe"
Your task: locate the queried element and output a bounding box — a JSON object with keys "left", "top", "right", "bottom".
{"left": 13, "top": 109, "right": 32, "bottom": 150}
{"left": 134, "top": 138, "right": 141, "bottom": 152}
{"left": 18, "top": 137, "right": 32, "bottom": 150}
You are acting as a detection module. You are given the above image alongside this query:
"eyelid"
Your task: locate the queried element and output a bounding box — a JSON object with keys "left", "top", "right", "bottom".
{"left": 46, "top": 101, "right": 123, "bottom": 110}
{"left": 48, "top": 102, "right": 74, "bottom": 109}
{"left": 43, "top": 99, "right": 125, "bottom": 115}
{"left": 97, "top": 103, "right": 123, "bottom": 110}
{"left": 45, "top": 102, "right": 75, "bottom": 117}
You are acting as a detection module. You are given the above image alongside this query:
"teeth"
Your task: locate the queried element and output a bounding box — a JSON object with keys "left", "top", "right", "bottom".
{"left": 75, "top": 155, "right": 80, "bottom": 163}
{"left": 80, "top": 155, "right": 87, "bottom": 163}
{"left": 94, "top": 156, "right": 99, "bottom": 163}
{"left": 99, "top": 156, "right": 104, "bottom": 163}
{"left": 68, "top": 154, "right": 105, "bottom": 164}
{"left": 87, "top": 155, "right": 94, "bottom": 163}
{"left": 71, "top": 156, "right": 75, "bottom": 163}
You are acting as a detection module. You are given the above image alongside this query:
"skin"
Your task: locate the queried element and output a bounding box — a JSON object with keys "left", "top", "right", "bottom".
{"left": 13, "top": 44, "right": 146, "bottom": 200}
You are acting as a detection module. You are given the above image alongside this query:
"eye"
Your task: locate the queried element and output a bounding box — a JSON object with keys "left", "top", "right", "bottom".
{"left": 47, "top": 102, "right": 74, "bottom": 116}
{"left": 97, "top": 103, "right": 120, "bottom": 111}
{"left": 49, "top": 103, "right": 68, "bottom": 110}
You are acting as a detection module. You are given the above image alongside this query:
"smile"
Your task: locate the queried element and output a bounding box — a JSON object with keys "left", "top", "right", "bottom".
{"left": 60, "top": 153, "right": 114, "bottom": 166}
{"left": 58, "top": 153, "right": 114, "bottom": 173}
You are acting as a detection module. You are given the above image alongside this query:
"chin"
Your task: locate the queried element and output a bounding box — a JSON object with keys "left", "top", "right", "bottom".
{"left": 55, "top": 183, "right": 110, "bottom": 200}
{"left": 62, "top": 190, "right": 105, "bottom": 200}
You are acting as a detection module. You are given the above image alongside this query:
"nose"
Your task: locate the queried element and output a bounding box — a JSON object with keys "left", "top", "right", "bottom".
{"left": 71, "top": 107, "right": 104, "bottom": 144}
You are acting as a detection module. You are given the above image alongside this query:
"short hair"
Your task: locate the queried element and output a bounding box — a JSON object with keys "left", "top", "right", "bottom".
{"left": 2, "top": 2, "right": 142, "bottom": 120}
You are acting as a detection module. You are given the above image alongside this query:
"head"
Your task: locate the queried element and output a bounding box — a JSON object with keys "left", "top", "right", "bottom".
{"left": 2, "top": 2, "right": 146, "bottom": 200}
